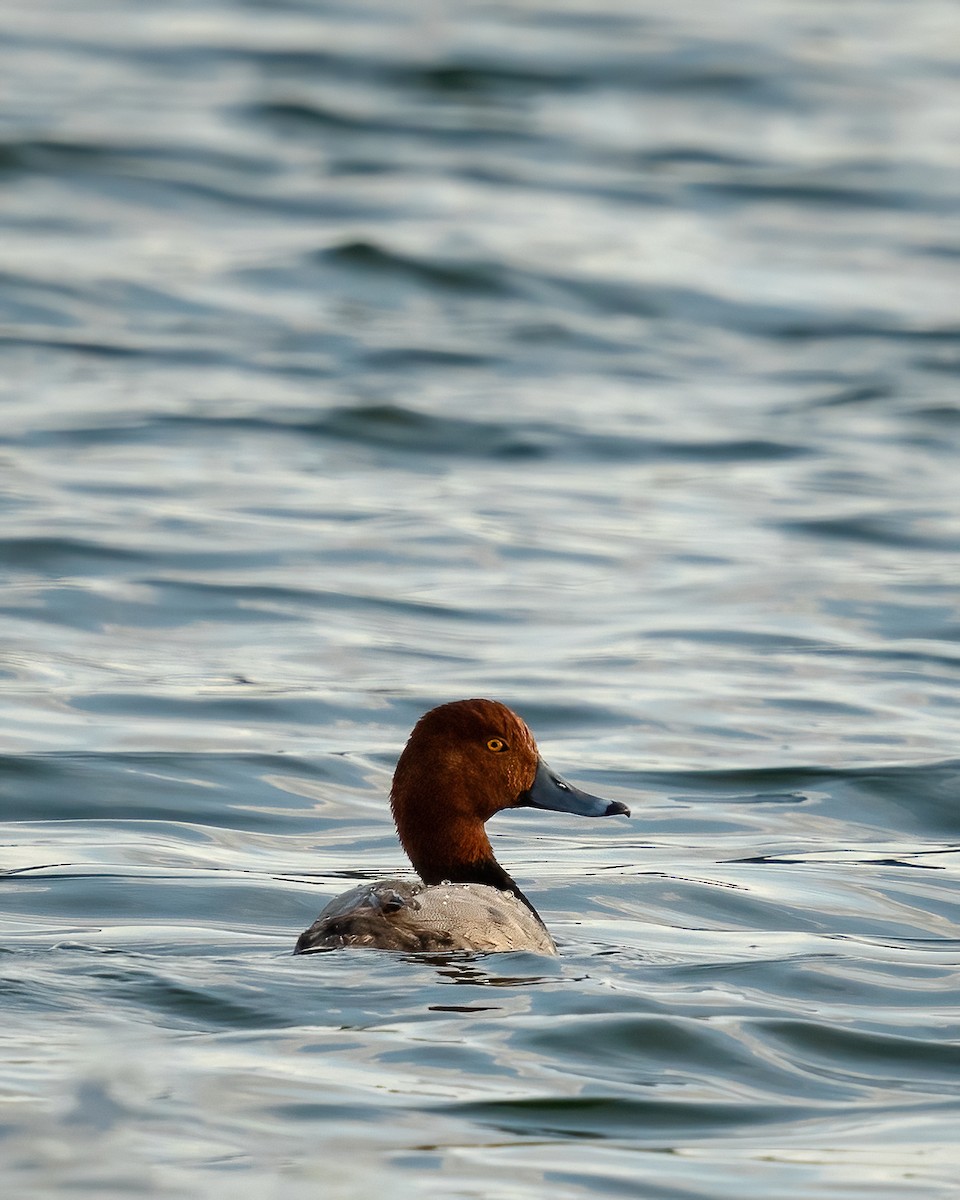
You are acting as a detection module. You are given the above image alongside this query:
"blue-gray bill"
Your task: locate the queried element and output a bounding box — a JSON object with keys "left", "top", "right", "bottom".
{"left": 519, "top": 760, "right": 630, "bottom": 818}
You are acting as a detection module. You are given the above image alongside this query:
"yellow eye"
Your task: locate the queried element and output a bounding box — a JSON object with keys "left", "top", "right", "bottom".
{"left": 486, "top": 737, "right": 507, "bottom": 752}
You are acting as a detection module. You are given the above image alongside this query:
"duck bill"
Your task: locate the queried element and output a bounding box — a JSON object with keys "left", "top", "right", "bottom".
{"left": 520, "top": 760, "right": 630, "bottom": 818}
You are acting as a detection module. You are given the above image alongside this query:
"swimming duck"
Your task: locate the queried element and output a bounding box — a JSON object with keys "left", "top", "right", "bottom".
{"left": 295, "top": 698, "right": 629, "bottom": 955}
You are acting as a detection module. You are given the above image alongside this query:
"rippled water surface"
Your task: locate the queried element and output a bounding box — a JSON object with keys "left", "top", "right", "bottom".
{"left": 2, "top": 1, "right": 959, "bottom": 1196}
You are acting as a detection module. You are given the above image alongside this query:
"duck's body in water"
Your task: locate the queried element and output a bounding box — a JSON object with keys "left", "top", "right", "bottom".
{"left": 295, "top": 698, "right": 629, "bottom": 956}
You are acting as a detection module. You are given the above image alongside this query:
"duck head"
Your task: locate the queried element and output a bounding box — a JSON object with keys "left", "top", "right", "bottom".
{"left": 390, "top": 698, "right": 629, "bottom": 888}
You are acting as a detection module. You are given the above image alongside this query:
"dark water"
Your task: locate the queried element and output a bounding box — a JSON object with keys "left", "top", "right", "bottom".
{"left": 2, "top": 1, "right": 959, "bottom": 1195}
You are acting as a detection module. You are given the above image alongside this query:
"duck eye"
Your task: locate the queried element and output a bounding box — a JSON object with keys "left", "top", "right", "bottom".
{"left": 486, "top": 737, "right": 507, "bottom": 753}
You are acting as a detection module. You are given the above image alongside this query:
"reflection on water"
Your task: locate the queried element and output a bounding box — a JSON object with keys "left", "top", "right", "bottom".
{"left": 1, "top": 0, "right": 959, "bottom": 1197}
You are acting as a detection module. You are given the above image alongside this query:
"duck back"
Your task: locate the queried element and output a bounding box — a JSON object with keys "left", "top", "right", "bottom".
{"left": 295, "top": 879, "right": 557, "bottom": 955}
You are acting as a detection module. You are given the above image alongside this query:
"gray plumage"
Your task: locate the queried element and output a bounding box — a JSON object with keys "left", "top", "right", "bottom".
{"left": 295, "top": 879, "right": 557, "bottom": 955}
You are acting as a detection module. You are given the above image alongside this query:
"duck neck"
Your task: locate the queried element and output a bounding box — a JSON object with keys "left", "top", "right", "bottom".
{"left": 398, "top": 812, "right": 543, "bottom": 919}
{"left": 424, "top": 855, "right": 544, "bottom": 924}
{"left": 410, "top": 831, "right": 544, "bottom": 924}
{"left": 420, "top": 853, "right": 514, "bottom": 891}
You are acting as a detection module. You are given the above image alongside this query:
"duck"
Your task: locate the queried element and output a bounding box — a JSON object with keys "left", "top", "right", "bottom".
{"left": 295, "top": 698, "right": 629, "bottom": 955}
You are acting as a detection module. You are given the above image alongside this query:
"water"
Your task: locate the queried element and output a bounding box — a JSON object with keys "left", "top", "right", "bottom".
{"left": 1, "top": 0, "right": 959, "bottom": 1195}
